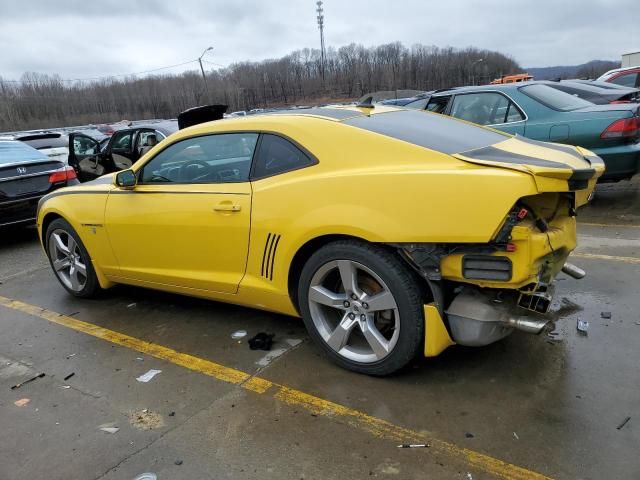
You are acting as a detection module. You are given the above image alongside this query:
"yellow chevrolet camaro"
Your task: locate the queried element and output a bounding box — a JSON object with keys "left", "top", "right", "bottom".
{"left": 37, "top": 105, "right": 604, "bottom": 375}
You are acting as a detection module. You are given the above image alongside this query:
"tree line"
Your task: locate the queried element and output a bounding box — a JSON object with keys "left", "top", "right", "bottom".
{"left": 0, "top": 43, "right": 521, "bottom": 132}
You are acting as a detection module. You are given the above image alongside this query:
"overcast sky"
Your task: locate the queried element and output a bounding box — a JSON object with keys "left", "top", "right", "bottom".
{"left": 1, "top": 0, "right": 637, "bottom": 81}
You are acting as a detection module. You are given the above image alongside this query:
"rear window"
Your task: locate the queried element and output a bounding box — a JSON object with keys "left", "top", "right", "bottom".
{"left": 343, "top": 109, "right": 508, "bottom": 154}
{"left": 0, "top": 141, "right": 49, "bottom": 165}
{"left": 519, "top": 84, "right": 593, "bottom": 111}
{"left": 18, "top": 135, "right": 67, "bottom": 150}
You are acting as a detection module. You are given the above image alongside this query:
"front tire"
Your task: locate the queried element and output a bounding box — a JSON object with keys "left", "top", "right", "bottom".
{"left": 46, "top": 218, "right": 101, "bottom": 298}
{"left": 298, "top": 240, "right": 425, "bottom": 375}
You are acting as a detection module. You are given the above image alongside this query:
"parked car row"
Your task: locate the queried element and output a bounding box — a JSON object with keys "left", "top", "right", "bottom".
{"left": 395, "top": 81, "right": 640, "bottom": 182}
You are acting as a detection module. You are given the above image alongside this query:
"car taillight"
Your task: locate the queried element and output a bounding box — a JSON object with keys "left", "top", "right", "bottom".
{"left": 48, "top": 166, "right": 77, "bottom": 183}
{"left": 600, "top": 117, "right": 640, "bottom": 139}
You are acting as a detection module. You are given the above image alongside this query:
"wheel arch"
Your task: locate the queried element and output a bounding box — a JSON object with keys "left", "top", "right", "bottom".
{"left": 287, "top": 234, "right": 432, "bottom": 314}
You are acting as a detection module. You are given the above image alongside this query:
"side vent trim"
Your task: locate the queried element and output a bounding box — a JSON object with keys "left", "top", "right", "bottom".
{"left": 261, "top": 233, "right": 281, "bottom": 281}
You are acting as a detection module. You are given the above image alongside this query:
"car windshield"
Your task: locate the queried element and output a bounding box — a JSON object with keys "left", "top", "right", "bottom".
{"left": 519, "top": 84, "right": 594, "bottom": 111}
{"left": 0, "top": 140, "right": 49, "bottom": 165}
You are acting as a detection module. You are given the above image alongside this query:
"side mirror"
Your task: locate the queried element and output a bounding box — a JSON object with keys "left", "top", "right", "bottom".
{"left": 115, "top": 169, "right": 137, "bottom": 188}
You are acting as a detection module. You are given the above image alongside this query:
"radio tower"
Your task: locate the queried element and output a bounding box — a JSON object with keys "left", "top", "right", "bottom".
{"left": 316, "top": 1, "right": 326, "bottom": 83}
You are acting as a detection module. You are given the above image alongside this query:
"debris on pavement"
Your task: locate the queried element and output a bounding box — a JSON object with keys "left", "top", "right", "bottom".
{"left": 14, "top": 398, "right": 30, "bottom": 407}
{"left": 576, "top": 318, "right": 589, "bottom": 334}
{"left": 127, "top": 303, "right": 137, "bottom": 308}
{"left": 465, "top": 432, "right": 475, "bottom": 438}
{"left": 63, "top": 372, "right": 75, "bottom": 381}
{"left": 136, "top": 369, "right": 162, "bottom": 383}
{"left": 129, "top": 409, "right": 165, "bottom": 430}
{"left": 255, "top": 339, "right": 303, "bottom": 367}
{"left": 99, "top": 424, "right": 120, "bottom": 434}
{"left": 136, "top": 357, "right": 144, "bottom": 361}
{"left": 60, "top": 385, "right": 71, "bottom": 389}
{"left": 466, "top": 473, "right": 474, "bottom": 480}
{"left": 600, "top": 312, "right": 611, "bottom": 319}
{"left": 513, "top": 432, "right": 519, "bottom": 440}
{"left": 248, "top": 332, "right": 275, "bottom": 351}
{"left": 133, "top": 474, "right": 157, "bottom": 480}
{"left": 174, "top": 460, "right": 183, "bottom": 465}
{"left": 66, "top": 353, "right": 76, "bottom": 359}
{"left": 397, "top": 443, "right": 429, "bottom": 448}
{"left": 231, "top": 330, "right": 247, "bottom": 339}
{"left": 168, "top": 411, "right": 175, "bottom": 416}
{"left": 10, "top": 372, "right": 45, "bottom": 390}
{"left": 617, "top": 416, "right": 631, "bottom": 430}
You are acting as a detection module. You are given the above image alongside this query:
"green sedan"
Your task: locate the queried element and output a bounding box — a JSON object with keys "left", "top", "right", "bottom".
{"left": 405, "top": 82, "right": 640, "bottom": 182}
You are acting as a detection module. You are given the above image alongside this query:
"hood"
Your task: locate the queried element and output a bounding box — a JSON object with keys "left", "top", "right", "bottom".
{"left": 453, "top": 135, "right": 605, "bottom": 187}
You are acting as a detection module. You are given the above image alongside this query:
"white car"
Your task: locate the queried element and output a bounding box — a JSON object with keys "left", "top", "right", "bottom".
{"left": 15, "top": 132, "right": 70, "bottom": 164}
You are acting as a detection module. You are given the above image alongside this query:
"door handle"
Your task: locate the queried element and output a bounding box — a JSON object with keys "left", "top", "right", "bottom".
{"left": 214, "top": 203, "right": 241, "bottom": 212}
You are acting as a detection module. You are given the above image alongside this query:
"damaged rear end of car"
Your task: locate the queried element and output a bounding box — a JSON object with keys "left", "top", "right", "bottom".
{"left": 396, "top": 131, "right": 604, "bottom": 350}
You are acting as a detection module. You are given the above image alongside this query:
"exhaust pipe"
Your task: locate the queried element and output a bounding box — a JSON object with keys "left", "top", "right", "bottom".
{"left": 504, "top": 317, "right": 548, "bottom": 334}
{"left": 562, "top": 262, "right": 586, "bottom": 279}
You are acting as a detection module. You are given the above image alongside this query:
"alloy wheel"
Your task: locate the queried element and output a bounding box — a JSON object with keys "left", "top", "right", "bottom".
{"left": 308, "top": 259, "right": 400, "bottom": 363}
{"left": 48, "top": 229, "right": 88, "bottom": 293}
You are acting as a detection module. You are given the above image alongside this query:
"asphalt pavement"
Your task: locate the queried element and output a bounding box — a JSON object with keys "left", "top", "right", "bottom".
{"left": 0, "top": 178, "right": 638, "bottom": 480}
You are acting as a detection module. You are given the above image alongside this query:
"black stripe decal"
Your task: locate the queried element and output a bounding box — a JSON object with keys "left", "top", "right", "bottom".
{"left": 109, "top": 190, "right": 250, "bottom": 195}
{"left": 261, "top": 233, "right": 272, "bottom": 277}
{"left": 269, "top": 235, "right": 281, "bottom": 281}
{"left": 264, "top": 234, "right": 277, "bottom": 280}
{"left": 457, "top": 146, "right": 570, "bottom": 169}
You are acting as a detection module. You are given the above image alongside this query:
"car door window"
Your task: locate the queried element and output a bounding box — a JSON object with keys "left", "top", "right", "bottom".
{"left": 112, "top": 131, "right": 133, "bottom": 152}
{"left": 426, "top": 96, "right": 451, "bottom": 113}
{"left": 450, "top": 92, "right": 513, "bottom": 126}
{"left": 611, "top": 72, "right": 638, "bottom": 88}
{"left": 251, "top": 134, "right": 316, "bottom": 179}
{"left": 141, "top": 133, "right": 259, "bottom": 184}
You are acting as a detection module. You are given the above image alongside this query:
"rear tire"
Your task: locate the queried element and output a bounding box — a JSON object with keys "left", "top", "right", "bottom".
{"left": 45, "top": 218, "right": 101, "bottom": 298}
{"left": 298, "top": 240, "right": 424, "bottom": 376}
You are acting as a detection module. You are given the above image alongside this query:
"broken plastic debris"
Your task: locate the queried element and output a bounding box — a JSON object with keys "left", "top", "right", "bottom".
{"left": 60, "top": 385, "right": 71, "bottom": 389}
{"left": 174, "top": 460, "right": 183, "bottom": 465}
{"left": 248, "top": 332, "right": 275, "bottom": 351}
{"left": 617, "top": 416, "right": 631, "bottom": 430}
{"left": 231, "top": 330, "right": 247, "bottom": 339}
{"left": 136, "top": 357, "right": 144, "bottom": 361}
{"left": 397, "top": 444, "right": 429, "bottom": 448}
{"left": 10, "top": 372, "right": 45, "bottom": 390}
{"left": 66, "top": 353, "right": 76, "bottom": 359}
{"left": 601, "top": 312, "right": 611, "bottom": 319}
{"left": 133, "top": 474, "right": 157, "bottom": 480}
{"left": 63, "top": 372, "right": 75, "bottom": 381}
{"left": 127, "top": 303, "right": 137, "bottom": 308}
{"left": 99, "top": 426, "right": 120, "bottom": 434}
{"left": 466, "top": 473, "right": 474, "bottom": 480}
{"left": 14, "top": 398, "right": 30, "bottom": 407}
{"left": 136, "top": 369, "right": 162, "bottom": 383}
{"left": 513, "top": 432, "right": 519, "bottom": 440}
{"left": 577, "top": 318, "right": 589, "bottom": 334}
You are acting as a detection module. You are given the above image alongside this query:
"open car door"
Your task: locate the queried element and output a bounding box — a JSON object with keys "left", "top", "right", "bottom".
{"left": 68, "top": 133, "right": 106, "bottom": 182}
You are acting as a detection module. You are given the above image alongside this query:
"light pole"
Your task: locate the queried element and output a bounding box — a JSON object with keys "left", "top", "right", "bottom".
{"left": 316, "top": 1, "right": 326, "bottom": 84}
{"left": 470, "top": 58, "right": 484, "bottom": 86}
{"left": 198, "top": 46, "right": 213, "bottom": 101}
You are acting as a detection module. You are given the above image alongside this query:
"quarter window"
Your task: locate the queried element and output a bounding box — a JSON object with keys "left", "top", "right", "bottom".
{"left": 140, "top": 133, "right": 258, "bottom": 184}
{"left": 252, "top": 134, "right": 315, "bottom": 179}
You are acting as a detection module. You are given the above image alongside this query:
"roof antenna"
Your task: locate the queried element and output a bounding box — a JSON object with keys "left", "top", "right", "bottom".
{"left": 356, "top": 96, "right": 375, "bottom": 109}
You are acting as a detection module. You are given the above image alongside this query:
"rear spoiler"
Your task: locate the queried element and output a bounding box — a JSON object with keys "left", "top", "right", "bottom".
{"left": 177, "top": 104, "right": 228, "bottom": 129}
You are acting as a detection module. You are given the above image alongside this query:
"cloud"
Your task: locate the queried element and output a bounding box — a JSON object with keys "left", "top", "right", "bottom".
{"left": 0, "top": 0, "right": 637, "bottom": 81}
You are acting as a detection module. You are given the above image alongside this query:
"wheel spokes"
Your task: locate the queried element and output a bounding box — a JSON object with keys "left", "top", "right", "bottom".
{"left": 360, "top": 317, "right": 391, "bottom": 359}
{"left": 53, "top": 258, "right": 70, "bottom": 272}
{"left": 326, "top": 314, "right": 358, "bottom": 351}
{"left": 337, "top": 260, "right": 361, "bottom": 297}
{"left": 67, "top": 235, "right": 77, "bottom": 255}
{"left": 364, "top": 290, "right": 396, "bottom": 312}
{"left": 309, "top": 286, "right": 348, "bottom": 309}
{"left": 74, "top": 260, "right": 87, "bottom": 277}
{"left": 53, "top": 233, "right": 69, "bottom": 255}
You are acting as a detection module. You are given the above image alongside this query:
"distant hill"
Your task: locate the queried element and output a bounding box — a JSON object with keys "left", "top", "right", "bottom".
{"left": 525, "top": 60, "right": 621, "bottom": 80}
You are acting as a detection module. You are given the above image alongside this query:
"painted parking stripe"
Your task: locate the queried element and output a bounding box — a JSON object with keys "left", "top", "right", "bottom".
{"left": 572, "top": 252, "right": 640, "bottom": 264}
{"left": 0, "top": 294, "right": 552, "bottom": 480}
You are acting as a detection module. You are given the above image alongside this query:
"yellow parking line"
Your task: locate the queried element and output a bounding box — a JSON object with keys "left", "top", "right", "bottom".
{"left": 572, "top": 252, "right": 640, "bottom": 264}
{"left": 578, "top": 222, "right": 640, "bottom": 229}
{"left": 0, "top": 295, "right": 552, "bottom": 480}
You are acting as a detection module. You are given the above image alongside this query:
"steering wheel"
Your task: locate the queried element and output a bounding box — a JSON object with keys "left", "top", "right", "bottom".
{"left": 180, "top": 159, "right": 211, "bottom": 182}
